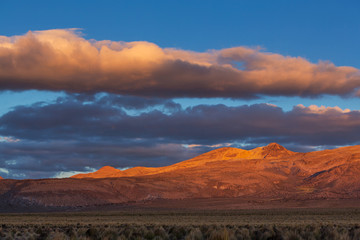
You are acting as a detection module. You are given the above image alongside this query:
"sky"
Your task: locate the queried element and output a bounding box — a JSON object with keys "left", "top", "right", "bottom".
{"left": 0, "top": 0, "right": 360, "bottom": 179}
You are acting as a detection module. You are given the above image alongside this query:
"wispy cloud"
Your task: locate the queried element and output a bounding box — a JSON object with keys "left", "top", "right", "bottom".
{"left": 0, "top": 29, "right": 359, "bottom": 98}
{"left": 0, "top": 136, "right": 20, "bottom": 143}
{"left": 53, "top": 166, "right": 96, "bottom": 178}
{"left": 0, "top": 168, "right": 9, "bottom": 175}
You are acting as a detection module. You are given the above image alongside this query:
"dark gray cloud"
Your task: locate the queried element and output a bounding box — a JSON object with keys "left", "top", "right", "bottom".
{"left": 1, "top": 94, "right": 360, "bottom": 179}
{"left": 0, "top": 139, "right": 197, "bottom": 179}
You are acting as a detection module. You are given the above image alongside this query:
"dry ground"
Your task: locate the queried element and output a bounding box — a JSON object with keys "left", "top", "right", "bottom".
{"left": 2, "top": 208, "right": 360, "bottom": 239}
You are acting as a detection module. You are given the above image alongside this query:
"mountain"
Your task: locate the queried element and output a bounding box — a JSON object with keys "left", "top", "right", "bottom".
{"left": 0, "top": 176, "right": 3, "bottom": 180}
{"left": 1, "top": 143, "right": 360, "bottom": 211}
{"left": 71, "top": 143, "right": 296, "bottom": 179}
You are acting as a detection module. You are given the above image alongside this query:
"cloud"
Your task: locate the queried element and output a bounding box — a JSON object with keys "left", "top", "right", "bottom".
{"left": 1, "top": 94, "right": 360, "bottom": 179}
{"left": 53, "top": 166, "right": 96, "bottom": 178}
{"left": 0, "top": 29, "right": 359, "bottom": 98}
{"left": 0, "top": 140, "right": 199, "bottom": 179}
{"left": 295, "top": 104, "right": 351, "bottom": 114}
{"left": 1, "top": 95, "right": 360, "bottom": 146}
{"left": 0, "top": 136, "right": 20, "bottom": 143}
{"left": 0, "top": 168, "right": 9, "bottom": 175}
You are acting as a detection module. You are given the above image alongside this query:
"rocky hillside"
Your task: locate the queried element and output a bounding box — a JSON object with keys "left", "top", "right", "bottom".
{"left": 1, "top": 143, "right": 360, "bottom": 211}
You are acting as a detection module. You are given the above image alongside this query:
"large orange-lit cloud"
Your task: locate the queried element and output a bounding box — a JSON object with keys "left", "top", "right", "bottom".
{"left": 1, "top": 29, "right": 360, "bottom": 98}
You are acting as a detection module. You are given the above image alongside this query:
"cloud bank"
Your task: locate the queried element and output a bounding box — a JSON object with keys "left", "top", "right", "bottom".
{"left": 1, "top": 94, "right": 360, "bottom": 179}
{"left": 1, "top": 29, "right": 360, "bottom": 98}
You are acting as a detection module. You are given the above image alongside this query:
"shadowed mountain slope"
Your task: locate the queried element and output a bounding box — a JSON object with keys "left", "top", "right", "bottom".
{"left": 1, "top": 143, "right": 360, "bottom": 211}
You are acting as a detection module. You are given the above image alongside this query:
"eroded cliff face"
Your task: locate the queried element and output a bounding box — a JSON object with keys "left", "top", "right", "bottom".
{"left": 2, "top": 143, "right": 360, "bottom": 210}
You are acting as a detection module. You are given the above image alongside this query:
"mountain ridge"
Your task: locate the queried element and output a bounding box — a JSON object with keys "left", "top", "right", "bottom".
{"left": 2, "top": 143, "right": 360, "bottom": 211}
{"left": 71, "top": 143, "right": 296, "bottom": 179}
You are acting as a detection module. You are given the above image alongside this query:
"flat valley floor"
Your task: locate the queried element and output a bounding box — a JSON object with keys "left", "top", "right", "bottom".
{"left": 2, "top": 208, "right": 360, "bottom": 239}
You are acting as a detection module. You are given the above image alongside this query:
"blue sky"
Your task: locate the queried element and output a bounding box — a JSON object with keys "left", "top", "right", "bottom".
{"left": 2, "top": 0, "right": 360, "bottom": 66}
{"left": 0, "top": 0, "right": 360, "bottom": 178}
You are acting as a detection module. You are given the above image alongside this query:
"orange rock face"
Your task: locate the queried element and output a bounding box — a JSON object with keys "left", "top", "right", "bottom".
{"left": 71, "top": 143, "right": 297, "bottom": 179}
{"left": 2, "top": 143, "right": 360, "bottom": 210}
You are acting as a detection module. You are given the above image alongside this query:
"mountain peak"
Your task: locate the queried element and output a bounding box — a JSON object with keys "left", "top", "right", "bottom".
{"left": 259, "top": 142, "right": 294, "bottom": 158}
{"left": 71, "top": 166, "right": 122, "bottom": 179}
{"left": 97, "top": 166, "right": 119, "bottom": 173}
{"left": 196, "top": 147, "right": 251, "bottom": 160}
{"left": 264, "top": 142, "right": 286, "bottom": 150}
